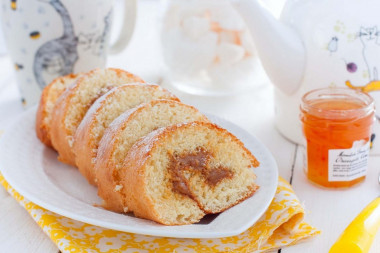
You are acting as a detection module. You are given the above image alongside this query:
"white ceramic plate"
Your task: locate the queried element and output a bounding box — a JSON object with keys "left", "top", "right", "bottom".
{"left": 0, "top": 106, "right": 278, "bottom": 238}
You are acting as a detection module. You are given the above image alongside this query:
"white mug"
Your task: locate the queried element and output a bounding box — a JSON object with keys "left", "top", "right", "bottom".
{"left": 1, "top": 0, "right": 137, "bottom": 108}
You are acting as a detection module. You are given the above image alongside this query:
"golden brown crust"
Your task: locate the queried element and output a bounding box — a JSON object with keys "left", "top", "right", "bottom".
{"left": 36, "top": 91, "right": 51, "bottom": 146}
{"left": 96, "top": 102, "right": 162, "bottom": 212}
{"left": 120, "top": 122, "right": 259, "bottom": 225}
{"left": 35, "top": 73, "right": 79, "bottom": 148}
{"left": 75, "top": 85, "right": 137, "bottom": 185}
{"left": 95, "top": 105, "right": 157, "bottom": 212}
{"left": 95, "top": 116, "right": 127, "bottom": 212}
{"left": 50, "top": 68, "right": 144, "bottom": 166}
{"left": 120, "top": 126, "right": 173, "bottom": 224}
{"left": 75, "top": 85, "right": 179, "bottom": 186}
{"left": 50, "top": 84, "right": 77, "bottom": 165}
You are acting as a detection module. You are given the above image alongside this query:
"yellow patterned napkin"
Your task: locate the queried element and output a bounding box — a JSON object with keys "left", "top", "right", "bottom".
{"left": 0, "top": 174, "right": 319, "bottom": 252}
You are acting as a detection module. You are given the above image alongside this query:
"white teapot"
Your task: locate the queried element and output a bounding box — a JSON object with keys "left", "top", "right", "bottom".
{"left": 233, "top": 0, "right": 380, "bottom": 145}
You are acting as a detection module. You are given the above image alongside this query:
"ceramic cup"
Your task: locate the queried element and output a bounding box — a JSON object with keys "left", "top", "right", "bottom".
{"left": 0, "top": 0, "right": 136, "bottom": 108}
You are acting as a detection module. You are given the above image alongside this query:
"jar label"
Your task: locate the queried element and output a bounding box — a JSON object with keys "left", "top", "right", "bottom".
{"left": 328, "top": 140, "right": 370, "bottom": 182}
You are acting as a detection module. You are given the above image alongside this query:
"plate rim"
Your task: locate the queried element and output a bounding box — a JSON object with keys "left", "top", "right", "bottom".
{"left": 0, "top": 106, "right": 278, "bottom": 238}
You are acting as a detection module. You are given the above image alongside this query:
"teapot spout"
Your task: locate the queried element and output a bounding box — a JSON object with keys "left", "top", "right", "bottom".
{"left": 233, "top": 0, "right": 305, "bottom": 95}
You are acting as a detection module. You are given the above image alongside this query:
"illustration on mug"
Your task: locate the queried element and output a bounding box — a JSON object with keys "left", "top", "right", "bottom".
{"left": 326, "top": 25, "right": 380, "bottom": 117}
{"left": 2, "top": 0, "right": 113, "bottom": 89}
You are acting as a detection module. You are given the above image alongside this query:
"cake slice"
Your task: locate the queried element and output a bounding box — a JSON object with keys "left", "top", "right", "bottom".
{"left": 50, "top": 68, "right": 144, "bottom": 166}
{"left": 36, "top": 73, "right": 81, "bottom": 148}
{"left": 96, "top": 100, "right": 209, "bottom": 213}
{"left": 74, "top": 85, "right": 179, "bottom": 185}
{"left": 119, "top": 122, "right": 259, "bottom": 225}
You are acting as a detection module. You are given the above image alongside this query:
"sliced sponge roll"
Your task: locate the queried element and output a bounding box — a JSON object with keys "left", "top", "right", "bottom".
{"left": 36, "top": 73, "right": 81, "bottom": 148}
{"left": 96, "top": 100, "right": 209, "bottom": 213}
{"left": 119, "top": 122, "right": 259, "bottom": 225}
{"left": 74, "top": 84, "right": 179, "bottom": 185}
{"left": 50, "top": 68, "right": 144, "bottom": 166}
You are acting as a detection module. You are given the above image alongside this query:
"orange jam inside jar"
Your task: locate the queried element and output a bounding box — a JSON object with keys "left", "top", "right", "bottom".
{"left": 300, "top": 88, "right": 375, "bottom": 188}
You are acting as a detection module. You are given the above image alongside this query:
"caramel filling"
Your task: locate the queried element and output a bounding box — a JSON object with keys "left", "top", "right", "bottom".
{"left": 206, "top": 166, "right": 234, "bottom": 185}
{"left": 168, "top": 147, "right": 233, "bottom": 197}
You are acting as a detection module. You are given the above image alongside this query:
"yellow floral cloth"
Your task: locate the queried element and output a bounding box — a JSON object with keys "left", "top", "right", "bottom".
{"left": 0, "top": 174, "right": 319, "bottom": 252}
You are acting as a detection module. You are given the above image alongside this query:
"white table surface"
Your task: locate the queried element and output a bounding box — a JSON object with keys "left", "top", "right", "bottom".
{"left": 0, "top": 0, "right": 380, "bottom": 252}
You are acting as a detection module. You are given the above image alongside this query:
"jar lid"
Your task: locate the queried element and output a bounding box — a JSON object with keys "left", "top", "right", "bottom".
{"left": 300, "top": 88, "right": 375, "bottom": 120}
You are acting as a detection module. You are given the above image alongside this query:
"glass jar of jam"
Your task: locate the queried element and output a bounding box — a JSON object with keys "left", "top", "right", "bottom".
{"left": 300, "top": 88, "right": 375, "bottom": 188}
